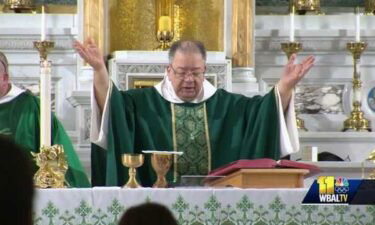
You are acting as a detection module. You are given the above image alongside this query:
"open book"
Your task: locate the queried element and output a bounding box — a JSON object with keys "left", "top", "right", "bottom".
{"left": 208, "top": 158, "right": 320, "bottom": 177}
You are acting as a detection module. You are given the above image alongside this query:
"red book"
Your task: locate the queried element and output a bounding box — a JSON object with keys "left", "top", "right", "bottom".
{"left": 208, "top": 158, "right": 320, "bottom": 177}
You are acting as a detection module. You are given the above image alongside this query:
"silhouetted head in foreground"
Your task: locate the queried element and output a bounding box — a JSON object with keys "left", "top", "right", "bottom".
{"left": 119, "top": 202, "right": 178, "bottom": 225}
{"left": 0, "top": 135, "right": 34, "bottom": 225}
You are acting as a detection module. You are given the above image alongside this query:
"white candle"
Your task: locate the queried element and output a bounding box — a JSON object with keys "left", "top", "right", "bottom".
{"left": 355, "top": 10, "right": 360, "bottom": 42}
{"left": 41, "top": 5, "right": 46, "bottom": 41}
{"left": 40, "top": 60, "right": 51, "bottom": 147}
{"left": 290, "top": 6, "right": 295, "bottom": 42}
{"left": 311, "top": 146, "right": 318, "bottom": 162}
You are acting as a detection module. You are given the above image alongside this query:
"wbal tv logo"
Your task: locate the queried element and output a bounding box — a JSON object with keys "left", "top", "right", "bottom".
{"left": 317, "top": 176, "right": 349, "bottom": 203}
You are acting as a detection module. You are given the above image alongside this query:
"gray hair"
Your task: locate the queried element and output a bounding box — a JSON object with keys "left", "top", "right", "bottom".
{"left": 168, "top": 40, "right": 207, "bottom": 64}
{"left": 0, "top": 52, "right": 8, "bottom": 74}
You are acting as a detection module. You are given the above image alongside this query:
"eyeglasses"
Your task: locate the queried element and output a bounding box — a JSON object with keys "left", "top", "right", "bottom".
{"left": 170, "top": 65, "right": 205, "bottom": 79}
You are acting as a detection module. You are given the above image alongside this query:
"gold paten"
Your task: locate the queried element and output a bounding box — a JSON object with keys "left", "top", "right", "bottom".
{"left": 32, "top": 145, "right": 68, "bottom": 188}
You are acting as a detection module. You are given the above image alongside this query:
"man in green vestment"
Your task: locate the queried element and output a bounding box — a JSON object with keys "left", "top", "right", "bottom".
{"left": 0, "top": 52, "right": 90, "bottom": 187}
{"left": 74, "top": 39, "right": 314, "bottom": 187}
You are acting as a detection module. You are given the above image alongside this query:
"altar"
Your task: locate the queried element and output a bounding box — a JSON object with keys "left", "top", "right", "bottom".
{"left": 33, "top": 187, "right": 374, "bottom": 225}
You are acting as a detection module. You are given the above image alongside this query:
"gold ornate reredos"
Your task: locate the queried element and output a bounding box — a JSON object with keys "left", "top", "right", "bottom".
{"left": 109, "top": 0, "right": 224, "bottom": 51}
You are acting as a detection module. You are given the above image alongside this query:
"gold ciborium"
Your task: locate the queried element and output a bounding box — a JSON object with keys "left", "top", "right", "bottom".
{"left": 151, "top": 153, "right": 173, "bottom": 188}
{"left": 122, "top": 154, "right": 144, "bottom": 188}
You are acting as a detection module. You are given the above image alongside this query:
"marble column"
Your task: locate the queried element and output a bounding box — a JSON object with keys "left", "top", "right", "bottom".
{"left": 231, "top": 0, "right": 258, "bottom": 95}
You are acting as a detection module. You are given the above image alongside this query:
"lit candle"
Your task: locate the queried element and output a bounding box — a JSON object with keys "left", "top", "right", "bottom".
{"left": 40, "top": 60, "right": 51, "bottom": 147}
{"left": 290, "top": 5, "right": 295, "bottom": 42}
{"left": 159, "top": 16, "right": 172, "bottom": 32}
{"left": 355, "top": 10, "right": 360, "bottom": 42}
{"left": 41, "top": 5, "right": 46, "bottom": 41}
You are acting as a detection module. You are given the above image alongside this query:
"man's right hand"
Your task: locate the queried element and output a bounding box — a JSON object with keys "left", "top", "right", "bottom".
{"left": 73, "top": 38, "right": 109, "bottom": 113}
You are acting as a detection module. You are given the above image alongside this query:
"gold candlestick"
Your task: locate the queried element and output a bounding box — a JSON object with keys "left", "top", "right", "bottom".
{"left": 155, "top": 30, "right": 174, "bottom": 51}
{"left": 32, "top": 145, "right": 68, "bottom": 188}
{"left": 366, "top": 150, "right": 375, "bottom": 179}
{"left": 343, "top": 42, "right": 371, "bottom": 132}
{"left": 289, "top": 0, "right": 322, "bottom": 15}
{"left": 34, "top": 41, "right": 55, "bottom": 61}
{"left": 365, "top": 0, "right": 375, "bottom": 15}
{"left": 3, "top": 0, "right": 35, "bottom": 13}
{"left": 155, "top": 0, "right": 174, "bottom": 50}
{"left": 122, "top": 154, "right": 144, "bottom": 188}
{"left": 281, "top": 42, "right": 307, "bottom": 131}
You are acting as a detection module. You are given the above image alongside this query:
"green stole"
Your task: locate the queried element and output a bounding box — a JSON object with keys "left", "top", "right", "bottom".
{"left": 0, "top": 91, "right": 91, "bottom": 187}
{"left": 172, "top": 103, "right": 211, "bottom": 180}
{"left": 92, "top": 86, "right": 280, "bottom": 187}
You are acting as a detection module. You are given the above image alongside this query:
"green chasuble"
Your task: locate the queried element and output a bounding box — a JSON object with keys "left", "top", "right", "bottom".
{"left": 92, "top": 85, "right": 280, "bottom": 187}
{"left": 0, "top": 91, "right": 90, "bottom": 187}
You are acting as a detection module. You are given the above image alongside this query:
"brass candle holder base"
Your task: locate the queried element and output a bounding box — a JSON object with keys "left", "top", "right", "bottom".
{"left": 365, "top": 150, "right": 375, "bottom": 179}
{"left": 290, "top": 0, "right": 322, "bottom": 15}
{"left": 365, "top": 0, "right": 375, "bottom": 15}
{"left": 155, "top": 30, "right": 174, "bottom": 51}
{"left": 3, "top": 0, "right": 35, "bottom": 13}
{"left": 281, "top": 42, "right": 307, "bottom": 131}
{"left": 32, "top": 145, "right": 68, "bottom": 188}
{"left": 343, "top": 102, "right": 371, "bottom": 132}
{"left": 34, "top": 41, "right": 55, "bottom": 61}
{"left": 281, "top": 42, "right": 302, "bottom": 59}
{"left": 122, "top": 154, "right": 144, "bottom": 188}
{"left": 151, "top": 153, "right": 173, "bottom": 188}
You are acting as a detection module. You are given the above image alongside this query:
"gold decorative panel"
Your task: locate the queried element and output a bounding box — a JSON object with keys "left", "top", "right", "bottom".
{"left": 1, "top": 4, "right": 76, "bottom": 13}
{"left": 109, "top": 0, "right": 224, "bottom": 52}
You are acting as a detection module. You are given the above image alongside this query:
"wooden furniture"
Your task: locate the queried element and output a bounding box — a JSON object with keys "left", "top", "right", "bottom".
{"left": 207, "top": 168, "right": 309, "bottom": 188}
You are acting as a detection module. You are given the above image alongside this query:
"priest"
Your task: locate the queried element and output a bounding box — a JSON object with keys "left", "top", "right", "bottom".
{"left": 74, "top": 39, "right": 314, "bottom": 187}
{"left": 0, "top": 52, "right": 90, "bottom": 187}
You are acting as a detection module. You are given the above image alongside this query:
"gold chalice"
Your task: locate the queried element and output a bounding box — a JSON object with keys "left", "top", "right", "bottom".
{"left": 122, "top": 154, "right": 144, "bottom": 188}
{"left": 151, "top": 153, "right": 173, "bottom": 188}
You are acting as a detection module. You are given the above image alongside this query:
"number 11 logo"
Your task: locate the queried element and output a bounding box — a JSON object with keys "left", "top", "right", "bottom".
{"left": 317, "top": 176, "right": 335, "bottom": 194}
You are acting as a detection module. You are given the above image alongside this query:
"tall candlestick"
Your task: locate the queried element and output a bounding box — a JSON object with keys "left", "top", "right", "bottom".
{"left": 41, "top": 5, "right": 46, "bottom": 41}
{"left": 159, "top": 16, "right": 172, "bottom": 32}
{"left": 356, "top": 10, "right": 361, "bottom": 42}
{"left": 40, "top": 60, "right": 51, "bottom": 147}
{"left": 290, "top": 5, "right": 295, "bottom": 42}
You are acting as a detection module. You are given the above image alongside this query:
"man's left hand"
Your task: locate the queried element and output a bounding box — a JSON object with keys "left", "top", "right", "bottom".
{"left": 277, "top": 54, "right": 315, "bottom": 111}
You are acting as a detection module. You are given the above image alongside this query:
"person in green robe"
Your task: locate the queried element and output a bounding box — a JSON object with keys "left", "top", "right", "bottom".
{"left": 74, "top": 39, "right": 314, "bottom": 187}
{"left": 0, "top": 52, "right": 90, "bottom": 187}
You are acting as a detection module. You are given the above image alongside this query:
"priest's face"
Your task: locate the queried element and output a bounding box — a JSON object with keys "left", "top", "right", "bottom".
{"left": 0, "top": 67, "right": 9, "bottom": 98}
{"left": 167, "top": 51, "right": 206, "bottom": 101}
